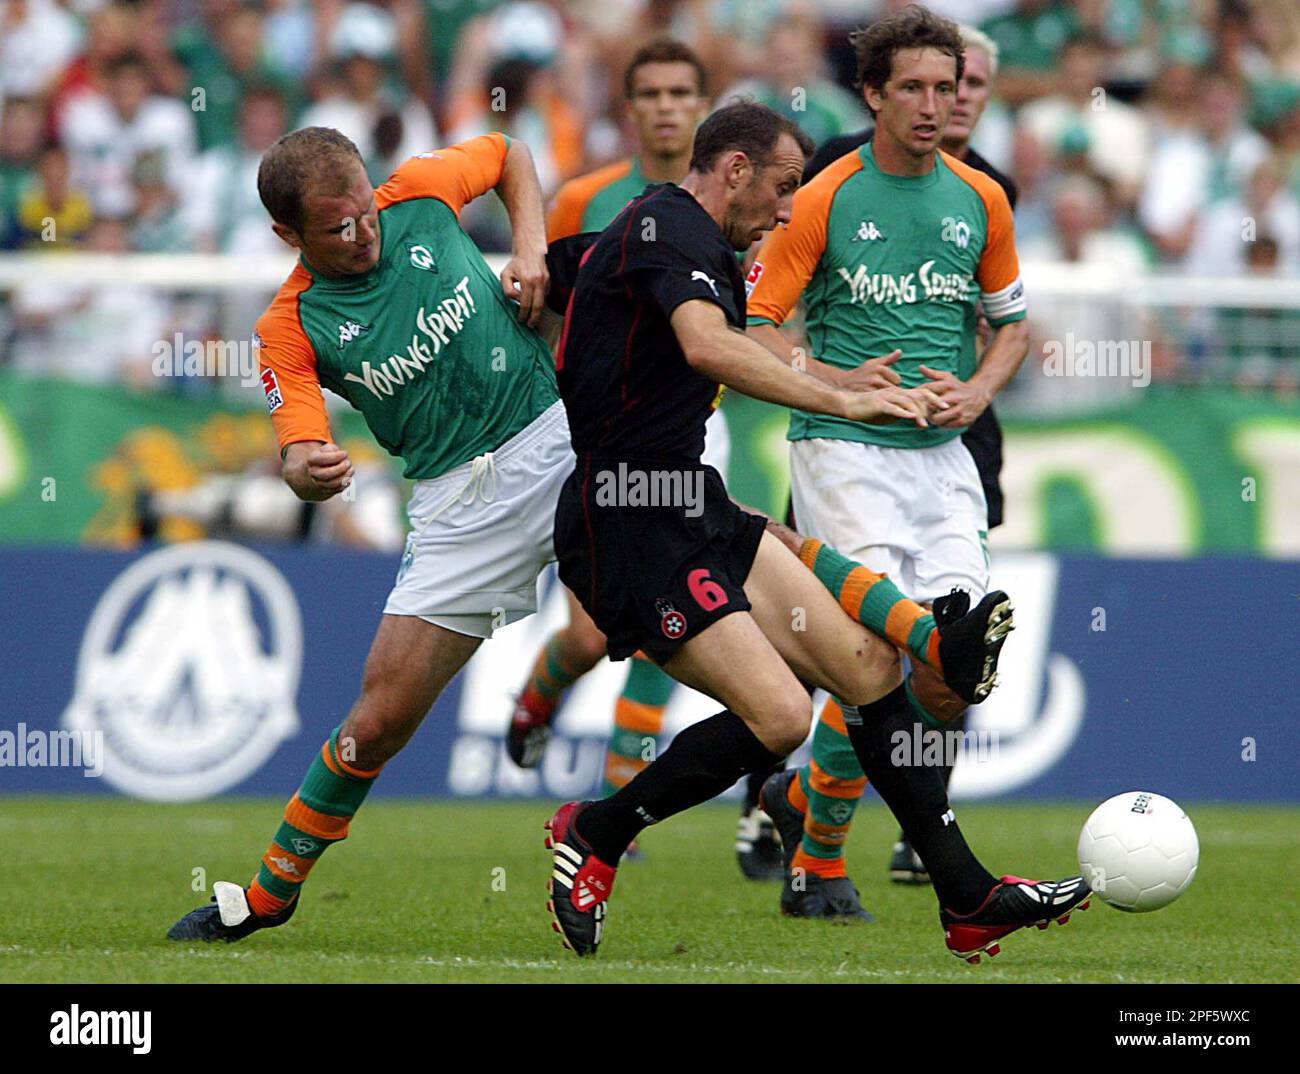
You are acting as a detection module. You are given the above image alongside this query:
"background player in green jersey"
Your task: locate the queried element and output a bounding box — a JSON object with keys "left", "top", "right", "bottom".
{"left": 746, "top": 6, "right": 1031, "bottom": 922}
{"left": 168, "top": 126, "right": 577, "bottom": 941}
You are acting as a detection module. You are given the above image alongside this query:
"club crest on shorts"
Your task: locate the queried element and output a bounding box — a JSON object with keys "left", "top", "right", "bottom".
{"left": 655, "top": 598, "right": 687, "bottom": 639}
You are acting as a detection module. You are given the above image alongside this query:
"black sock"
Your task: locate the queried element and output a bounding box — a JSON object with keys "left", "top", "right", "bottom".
{"left": 899, "top": 709, "right": 967, "bottom": 844}
{"left": 579, "top": 710, "right": 783, "bottom": 866}
{"left": 744, "top": 761, "right": 784, "bottom": 812}
{"left": 843, "top": 686, "right": 996, "bottom": 913}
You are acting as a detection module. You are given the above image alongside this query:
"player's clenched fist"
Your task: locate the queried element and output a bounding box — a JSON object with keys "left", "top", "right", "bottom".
{"left": 838, "top": 385, "right": 948, "bottom": 428}
{"left": 282, "top": 440, "right": 354, "bottom": 501}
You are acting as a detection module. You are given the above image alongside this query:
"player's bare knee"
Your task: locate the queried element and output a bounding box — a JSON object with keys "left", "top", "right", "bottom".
{"left": 563, "top": 621, "right": 607, "bottom": 671}
{"left": 763, "top": 691, "right": 813, "bottom": 756}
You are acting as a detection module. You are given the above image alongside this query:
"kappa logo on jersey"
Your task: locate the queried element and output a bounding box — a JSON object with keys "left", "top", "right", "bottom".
{"left": 408, "top": 244, "right": 438, "bottom": 272}
{"left": 838, "top": 259, "right": 974, "bottom": 306}
{"left": 260, "top": 368, "right": 284, "bottom": 413}
{"left": 744, "top": 260, "right": 764, "bottom": 297}
{"left": 940, "top": 215, "right": 972, "bottom": 249}
{"left": 344, "top": 275, "right": 479, "bottom": 400}
{"left": 337, "top": 320, "right": 370, "bottom": 347}
{"left": 690, "top": 270, "right": 719, "bottom": 298}
{"left": 852, "top": 220, "right": 886, "bottom": 242}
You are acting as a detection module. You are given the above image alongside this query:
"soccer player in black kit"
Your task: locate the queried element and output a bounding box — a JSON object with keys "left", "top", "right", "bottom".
{"left": 543, "top": 102, "right": 1090, "bottom": 963}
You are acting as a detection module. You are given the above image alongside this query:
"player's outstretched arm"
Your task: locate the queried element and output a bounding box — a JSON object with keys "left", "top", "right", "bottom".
{"left": 672, "top": 299, "right": 944, "bottom": 428}
{"left": 281, "top": 441, "right": 354, "bottom": 502}
{"left": 494, "top": 139, "right": 549, "bottom": 327}
{"left": 748, "top": 321, "right": 904, "bottom": 392}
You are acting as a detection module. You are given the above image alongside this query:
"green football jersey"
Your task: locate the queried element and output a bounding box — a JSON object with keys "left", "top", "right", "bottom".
{"left": 255, "top": 134, "right": 558, "bottom": 480}
{"left": 746, "top": 140, "right": 1025, "bottom": 449}
{"left": 548, "top": 157, "right": 649, "bottom": 241}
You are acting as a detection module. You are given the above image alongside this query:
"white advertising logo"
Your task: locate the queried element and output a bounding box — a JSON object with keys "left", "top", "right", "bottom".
{"left": 63, "top": 541, "right": 302, "bottom": 801}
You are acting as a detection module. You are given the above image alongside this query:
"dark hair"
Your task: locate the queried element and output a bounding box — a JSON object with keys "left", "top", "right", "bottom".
{"left": 257, "top": 127, "right": 364, "bottom": 234}
{"left": 106, "top": 51, "right": 149, "bottom": 78}
{"left": 688, "top": 100, "right": 814, "bottom": 174}
{"left": 624, "top": 38, "right": 708, "bottom": 99}
{"left": 850, "top": 4, "right": 964, "bottom": 105}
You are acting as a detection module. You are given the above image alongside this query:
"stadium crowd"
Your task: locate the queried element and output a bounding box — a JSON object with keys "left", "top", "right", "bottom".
{"left": 1, "top": 0, "right": 1298, "bottom": 394}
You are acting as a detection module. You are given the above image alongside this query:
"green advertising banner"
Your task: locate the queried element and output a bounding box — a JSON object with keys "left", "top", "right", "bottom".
{"left": 1, "top": 372, "right": 1298, "bottom": 556}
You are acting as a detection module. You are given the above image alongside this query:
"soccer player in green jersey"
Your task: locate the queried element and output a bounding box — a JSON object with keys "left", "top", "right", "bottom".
{"left": 167, "top": 126, "right": 572, "bottom": 940}
{"left": 746, "top": 5, "right": 1031, "bottom": 922}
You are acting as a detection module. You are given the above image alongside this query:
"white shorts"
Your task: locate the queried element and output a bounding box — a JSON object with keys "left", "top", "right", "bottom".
{"left": 701, "top": 407, "right": 731, "bottom": 477}
{"left": 384, "top": 401, "right": 574, "bottom": 637}
{"left": 789, "top": 437, "right": 989, "bottom": 604}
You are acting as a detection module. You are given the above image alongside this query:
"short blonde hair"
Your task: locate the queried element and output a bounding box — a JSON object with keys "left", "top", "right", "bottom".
{"left": 959, "top": 24, "right": 1000, "bottom": 78}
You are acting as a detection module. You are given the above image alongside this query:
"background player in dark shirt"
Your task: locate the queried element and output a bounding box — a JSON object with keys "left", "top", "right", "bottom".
{"left": 542, "top": 102, "right": 1088, "bottom": 962}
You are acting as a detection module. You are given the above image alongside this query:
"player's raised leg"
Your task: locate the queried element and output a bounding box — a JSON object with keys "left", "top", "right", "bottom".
{"left": 168, "top": 615, "right": 479, "bottom": 941}
{"left": 744, "top": 532, "right": 1088, "bottom": 962}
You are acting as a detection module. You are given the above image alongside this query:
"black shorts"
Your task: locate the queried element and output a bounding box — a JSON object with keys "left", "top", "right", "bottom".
{"left": 961, "top": 404, "right": 1005, "bottom": 529}
{"left": 555, "top": 457, "right": 767, "bottom": 664}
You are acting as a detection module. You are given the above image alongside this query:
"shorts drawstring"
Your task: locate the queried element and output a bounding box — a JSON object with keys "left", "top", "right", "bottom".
{"left": 428, "top": 451, "right": 498, "bottom": 522}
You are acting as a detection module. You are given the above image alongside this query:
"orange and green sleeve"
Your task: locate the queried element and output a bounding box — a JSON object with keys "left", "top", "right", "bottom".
{"left": 745, "top": 151, "right": 861, "bottom": 327}
{"left": 942, "top": 150, "right": 1026, "bottom": 327}
{"left": 376, "top": 132, "right": 512, "bottom": 216}
{"left": 254, "top": 265, "right": 332, "bottom": 453}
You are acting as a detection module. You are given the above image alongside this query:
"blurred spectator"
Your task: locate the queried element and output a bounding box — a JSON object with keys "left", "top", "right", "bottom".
{"left": 1185, "top": 155, "right": 1300, "bottom": 277}
{"left": 185, "top": 85, "right": 291, "bottom": 253}
{"left": 1019, "top": 173, "right": 1149, "bottom": 275}
{"left": 718, "top": 14, "right": 862, "bottom": 147}
{"left": 979, "top": 0, "right": 1080, "bottom": 106}
{"left": 300, "top": 10, "right": 438, "bottom": 183}
{"left": 445, "top": 3, "right": 584, "bottom": 197}
{"left": 60, "top": 51, "right": 197, "bottom": 218}
{"left": 1143, "top": 43, "right": 1206, "bottom": 144}
{"left": 417, "top": 0, "right": 503, "bottom": 96}
{"left": 129, "top": 151, "right": 193, "bottom": 253}
{"left": 49, "top": 1, "right": 139, "bottom": 126}
{"left": 1139, "top": 71, "right": 1270, "bottom": 264}
{"left": 262, "top": 0, "right": 319, "bottom": 79}
{"left": 11, "top": 142, "right": 94, "bottom": 248}
{"left": 0, "top": 0, "right": 83, "bottom": 99}
{"left": 1018, "top": 34, "right": 1150, "bottom": 208}
{"left": 172, "top": 0, "right": 301, "bottom": 152}
{"left": 0, "top": 97, "right": 45, "bottom": 248}
{"left": 8, "top": 216, "right": 170, "bottom": 384}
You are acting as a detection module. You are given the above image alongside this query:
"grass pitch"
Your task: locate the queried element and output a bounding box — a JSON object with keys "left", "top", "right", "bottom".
{"left": 1, "top": 797, "right": 1296, "bottom": 984}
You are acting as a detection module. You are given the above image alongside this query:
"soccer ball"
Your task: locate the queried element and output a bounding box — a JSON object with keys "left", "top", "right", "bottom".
{"left": 1077, "top": 792, "right": 1199, "bottom": 912}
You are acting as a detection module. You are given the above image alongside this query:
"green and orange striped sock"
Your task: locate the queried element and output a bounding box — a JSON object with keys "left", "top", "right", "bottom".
{"left": 791, "top": 698, "right": 868, "bottom": 880}
{"left": 520, "top": 634, "right": 588, "bottom": 717}
{"left": 797, "top": 538, "right": 942, "bottom": 673}
{"left": 601, "top": 653, "right": 674, "bottom": 797}
{"left": 246, "top": 726, "right": 382, "bottom": 919}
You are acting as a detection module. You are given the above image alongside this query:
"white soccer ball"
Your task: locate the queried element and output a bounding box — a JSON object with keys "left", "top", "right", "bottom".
{"left": 1077, "top": 791, "right": 1199, "bottom": 912}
